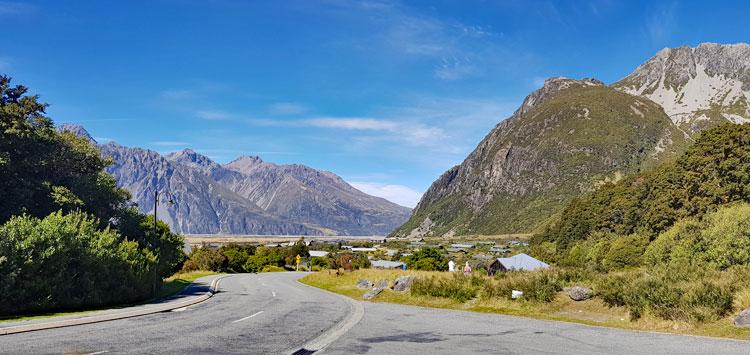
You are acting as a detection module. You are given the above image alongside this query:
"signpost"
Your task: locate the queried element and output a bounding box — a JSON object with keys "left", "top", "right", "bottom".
{"left": 295, "top": 254, "right": 301, "bottom": 271}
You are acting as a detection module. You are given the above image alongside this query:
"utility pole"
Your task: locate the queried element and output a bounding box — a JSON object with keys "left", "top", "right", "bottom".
{"left": 153, "top": 190, "right": 159, "bottom": 236}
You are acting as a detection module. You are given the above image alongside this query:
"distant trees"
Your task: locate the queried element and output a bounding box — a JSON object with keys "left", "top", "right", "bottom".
{"left": 0, "top": 76, "right": 184, "bottom": 315}
{"left": 404, "top": 247, "right": 448, "bottom": 271}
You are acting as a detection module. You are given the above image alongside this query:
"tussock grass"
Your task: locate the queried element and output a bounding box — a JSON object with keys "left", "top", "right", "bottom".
{"left": 301, "top": 269, "right": 750, "bottom": 340}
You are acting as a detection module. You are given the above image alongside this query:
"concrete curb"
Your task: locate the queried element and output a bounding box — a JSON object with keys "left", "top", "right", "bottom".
{"left": 290, "top": 277, "right": 365, "bottom": 354}
{"left": 0, "top": 274, "right": 230, "bottom": 336}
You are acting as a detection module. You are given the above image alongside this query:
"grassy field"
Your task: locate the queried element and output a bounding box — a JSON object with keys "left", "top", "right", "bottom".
{"left": 0, "top": 270, "right": 220, "bottom": 323}
{"left": 300, "top": 269, "right": 750, "bottom": 340}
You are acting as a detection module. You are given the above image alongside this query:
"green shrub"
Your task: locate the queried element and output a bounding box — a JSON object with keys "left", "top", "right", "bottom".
{"left": 187, "top": 247, "right": 227, "bottom": 272}
{"left": 404, "top": 248, "right": 448, "bottom": 271}
{"left": 411, "top": 274, "right": 479, "bottom": 302}
{"left": 602, "top": 234, "right": 648, "bottom": 270}
{"left": 484, "top": 270, "right": 563, "bottom": 302}
{"left": 0, "top": 212, "right": 158, "bottom": 315}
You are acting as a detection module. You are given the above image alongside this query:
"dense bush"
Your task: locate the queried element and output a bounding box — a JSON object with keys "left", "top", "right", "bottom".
{"left": 411, "top": 274, "right": 482, "bottom": 302}
{"left": 484, "top": 270, "right": 564, "bottom": 302}
{"left": 0, "top": 212, "right": 161, "bottom": 315}
{"left": 537, "top": 123, "right": 750, "bottom": 252}
{"left": 404, "top": 247, "right": 448, "bottom": 271}
{"left": 0, "top": 76, "right": 185, "bottom": 315}
{"left": 595, "top": 268, "right": 738, "bottom": 322}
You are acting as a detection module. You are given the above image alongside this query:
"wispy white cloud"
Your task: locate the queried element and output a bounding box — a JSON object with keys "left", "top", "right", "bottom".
{"left": 251, "top": 116, "right": 446, "bottom": 146}
{"left": 646, "top": 2, "right": 677, "bottom": 44}
{"left": 268, "top": 102, "right": 307, "bottom": 115}
{"left": 349, "top": 181, "right": 422, "bottom": 208}
{"left": 434, "top": 56, "right": 477, "bottom": 81}
{"left": 0, "top": 1, "right": 35, "bottom": 16}
{"left": 196, "top": 110, "right": 235, "bottom": 120}
{"left": 0, "top": 57, "right": 11, "bottom": 71}
{"left": 160, "top": 89, "right": 194, "bottom": 100}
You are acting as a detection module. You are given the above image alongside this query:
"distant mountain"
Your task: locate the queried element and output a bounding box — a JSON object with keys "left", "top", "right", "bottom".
{"left": 614, "top": 43, "right": 750, "bottom": 134}
{"left": 57, "top": 126, "right": 411, "bottom": 236}
{"left": 393, "top": 42, "right": 749, "bottom": 238}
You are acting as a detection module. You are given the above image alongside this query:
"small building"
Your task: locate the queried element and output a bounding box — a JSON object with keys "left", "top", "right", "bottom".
{"left": 487, "top": 253, "right": 549, "bottom": 275}
{"left": 450, "top": 243, "right": 475, "bottom": 249}
{"left": 351, "top": 247, "right": 377, "bottom": 252}
{"left": 446, "top": 247, "right": 467, "bottom": 253}
{"left": 371, "top": 260, "right": 406, "bottom": 269}
{"left": 309, "top": 250, "right": 330, "bottom": 258}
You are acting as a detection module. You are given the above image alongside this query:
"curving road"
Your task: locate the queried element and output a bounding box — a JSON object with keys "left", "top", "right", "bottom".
{"left": 1, "top": 273, "right": 749, "bottom": 354}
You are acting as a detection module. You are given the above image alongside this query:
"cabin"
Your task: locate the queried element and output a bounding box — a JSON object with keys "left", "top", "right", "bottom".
{"left": 487, "top": 253, "right": 549, "bottom": 276}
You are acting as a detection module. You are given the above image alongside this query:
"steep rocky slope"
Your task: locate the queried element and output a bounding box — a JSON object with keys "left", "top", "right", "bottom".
{"left": 392, "top": 78, "right": 687, "bottom": 237}
{"left": 614, "top": 43, "right": 750, "bottom": 133}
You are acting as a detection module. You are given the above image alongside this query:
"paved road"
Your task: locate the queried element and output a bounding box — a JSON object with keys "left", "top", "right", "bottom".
{"left": 0, "top": 272, "right": 349, "bottom": 354}
{"left": 1, "top": 273, "right": 749, "bottom": 354}
{"left": 324, "top": 302, "right": 750, "bottom": 354}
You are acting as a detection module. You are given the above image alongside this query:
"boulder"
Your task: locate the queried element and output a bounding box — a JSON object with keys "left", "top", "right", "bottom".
{"left": 363, "top": 287, "right": 383, "bottom": 300}
{"left": 375, "top": 280, "right": 389, "bottom": 289}
{"left": 568, "top": 286, "right": 593, "bottom": 301}
{"left": 392, "top": 276, "right": 415, "bottom": 292}
{"left": 356, "top": 279, "right": 374, "bottom": 289}
{"left": 734, "top": 309, "right": 750, "bottom": 327}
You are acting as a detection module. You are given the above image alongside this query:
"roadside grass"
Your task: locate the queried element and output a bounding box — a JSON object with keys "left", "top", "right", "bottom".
{"left": 0, "top": 270, "right": 220, "bottom": 323}
{"left": 300, "top": 269, "right": 750, "bottom": 340}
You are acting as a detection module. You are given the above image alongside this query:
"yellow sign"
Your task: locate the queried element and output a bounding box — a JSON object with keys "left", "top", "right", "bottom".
{"left": 295, "top": 255, "right": 301, "bottom": 265}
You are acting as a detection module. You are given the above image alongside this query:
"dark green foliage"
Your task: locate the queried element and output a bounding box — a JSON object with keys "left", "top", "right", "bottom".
{"left": 0, "top": 76, "right": 130, "bottom": 223}
{"left": 0, "top": 76, "right": 184, "bottom": 315}
{"left": 0, "top": 212, "right": 159, "bottom": 315}
{"left": 186, "top": 247, "right": 228, "bottom": 272}
{"left": 404, "top": 247, "right": 448, "bottom": 271}
{"left": 244, "top": 247, "right": 286, "bottom": 272}
{"left": 221, "top": 244, "right": 255, "bottom": 273}
{"left": 538, "top": 123, "right": 750, "bottom": 254}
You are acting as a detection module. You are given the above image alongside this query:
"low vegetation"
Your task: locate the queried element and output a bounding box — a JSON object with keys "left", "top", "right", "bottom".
{"left": 0, "top": 76, "right": 185, "bottom": 316}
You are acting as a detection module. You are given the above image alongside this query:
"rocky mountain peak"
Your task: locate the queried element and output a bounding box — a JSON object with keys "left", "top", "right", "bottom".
{"left": 516, "top": 77, "right": 604, "bottom": 116}
{"left": 614, "top": 42, "right": 750, "bottom": 129}
{"left": 224, "top": 155, "right": 266, "bottom": 173}
{"left": 57, "top": 123, "right": 95, "bottom": 143}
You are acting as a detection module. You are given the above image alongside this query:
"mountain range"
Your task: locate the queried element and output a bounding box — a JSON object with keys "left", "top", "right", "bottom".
{"left": 392, "top": 42, "right": 750, "bottom": 238}
{"left": 57, "top": 126, "right": 411, "bottom": 236}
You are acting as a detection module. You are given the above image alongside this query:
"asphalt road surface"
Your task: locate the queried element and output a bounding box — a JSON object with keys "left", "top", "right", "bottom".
{"left": 1, "top": 273, "right": 749, "bottom": 354}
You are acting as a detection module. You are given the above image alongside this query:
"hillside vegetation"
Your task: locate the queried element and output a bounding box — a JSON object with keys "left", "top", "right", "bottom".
{"left": 394, "top": 79, "right": 687, "bottom": 237}
{"left": 535, "top": 123, "right": 750, "bottom": 260}
{"left": 0, "top": 76, "right": 184, "bottom": 315}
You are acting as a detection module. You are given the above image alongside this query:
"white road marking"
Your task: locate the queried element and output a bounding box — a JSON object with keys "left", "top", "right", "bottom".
{"left": 272, "top": 291, "right": 276, "bottom": 297}
{"left": 171, "top": 307, "right": 187, "bottom": 312}
{"left": 83, "top": 351, "right": 108, "bottom": 355}
{"left": 232, "top": 311, "right": 264, "bottom": 323}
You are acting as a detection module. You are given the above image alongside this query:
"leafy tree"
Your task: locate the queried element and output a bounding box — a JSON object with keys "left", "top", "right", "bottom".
{"left": 404, "top": 247, "right": 448, "bottom": 271}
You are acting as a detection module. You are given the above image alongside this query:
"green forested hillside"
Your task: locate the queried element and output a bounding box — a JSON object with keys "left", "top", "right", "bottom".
{"left": 0, "top": 76, "right": 184, "bottom": 315}
{"left": 534, "top": 123, "right": 750, "bottom": 264}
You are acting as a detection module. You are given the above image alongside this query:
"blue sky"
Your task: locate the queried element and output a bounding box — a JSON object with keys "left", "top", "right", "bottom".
{"left": 2, "top": 0, "right": 749, "bottom": 207}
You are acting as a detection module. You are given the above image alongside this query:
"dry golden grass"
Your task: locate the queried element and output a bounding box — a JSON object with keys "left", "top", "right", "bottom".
{"left": 300, "top": 269, "right": 750, "bottom": 340}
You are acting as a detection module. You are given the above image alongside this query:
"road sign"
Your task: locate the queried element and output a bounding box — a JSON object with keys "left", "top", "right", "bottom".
{"left": 296, "top": 254, "right": 301, "bottom": 271}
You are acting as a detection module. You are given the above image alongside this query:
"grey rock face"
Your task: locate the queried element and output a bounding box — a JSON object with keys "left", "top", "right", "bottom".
{"left": 392, "top": 276, "right": 415, "bottom": 292}
{"left": 356, "top": 279, "right": 374, "bottom": 289}
{"left": 375, "top": 280, "right": 389, "bottom": 289}
{"left": 567, "top": 286, "right": 593, "bottom": 301}
{"left": 733, "top": 309, "right": 750, "bottom": 327}
{"left": 59, "top": 124, "right": 411, "bottom": 236}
